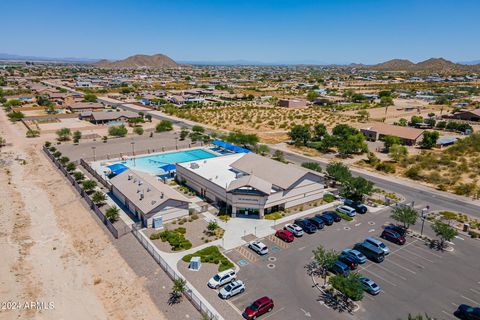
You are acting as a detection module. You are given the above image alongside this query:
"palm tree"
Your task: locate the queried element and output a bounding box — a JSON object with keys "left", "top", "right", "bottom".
{"left": 81, "top": 180, "right": 97, "bottom": 193}
{"left": 92, "top": 191, "right": 107, "bottom": 206}
{"left": 170, "top": 278, "right": 187, "bottom": 303}
{"left": 105, "top": 206, "right": 119, "bottom": 222}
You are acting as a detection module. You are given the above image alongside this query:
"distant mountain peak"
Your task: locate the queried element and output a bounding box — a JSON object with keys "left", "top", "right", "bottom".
{"left": 369, "top": 57, "right": 479, "bottom": 72}
{"left": 93, "top": 53, "right": 177, "bottom": 69}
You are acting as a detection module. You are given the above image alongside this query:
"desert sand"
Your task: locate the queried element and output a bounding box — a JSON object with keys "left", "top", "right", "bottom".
{"left": 0, "top": 111, "right": 166, "bottom": 319}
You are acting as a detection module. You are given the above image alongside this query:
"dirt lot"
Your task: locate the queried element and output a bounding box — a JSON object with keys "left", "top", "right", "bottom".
{"left": 0, "top": 111, "right": 167, "bottom": 320}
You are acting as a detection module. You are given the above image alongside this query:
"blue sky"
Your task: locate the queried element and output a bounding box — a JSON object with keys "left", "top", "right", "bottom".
{"left": 1, "top": 0, "right": 479, "bottom": 64}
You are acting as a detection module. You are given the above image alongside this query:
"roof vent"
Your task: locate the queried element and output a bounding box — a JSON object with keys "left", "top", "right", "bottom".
{"left": 190, "top": 163, "right": 199, "bottom": 169}
{"left": 160, "top": 192, "right": 164, "bottom": 199}
{"left": 128, "top": 174, "right": 133, "bottom": 180}
{"left": 151, "top": 200, "right": 156, "bottom": 205}
{"left": 133, "top": 178, "right": 137, "bottom": 183}
{"left": 139, "top": 192, "right": 144, "bottom": 200}
{"left": 147, "top": 187, "right": 151, "bottom": 192}
{"left": 138, "top": 180, "right": 143, "bottom": 186}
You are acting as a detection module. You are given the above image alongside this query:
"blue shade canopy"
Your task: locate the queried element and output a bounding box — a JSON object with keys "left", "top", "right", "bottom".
{"left": 212, "top": 140, "right": 251, "bottom": 153}
{"left": 159, "top": 163, "right": 176, "bottom": 172}
{"left": 107, "top": 163, "right": 129, "bottom": 175}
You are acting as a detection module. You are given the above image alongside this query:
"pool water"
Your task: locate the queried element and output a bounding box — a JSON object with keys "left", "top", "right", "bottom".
{"left": 121, "top": 148, "right": 217, "bottom": 174}
{"left": 108, "top": 121, "right": 126, "bottom": 126}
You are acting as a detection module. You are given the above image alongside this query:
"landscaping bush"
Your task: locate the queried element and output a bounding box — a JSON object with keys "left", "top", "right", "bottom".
{"left": 376, "top": 161, "right": 396, "bottom": 173}
{"left": 158, "top": 228, "right": 192, "bottom": 251}
{"left": 336, "top": 212, "right": 354, "bottom": 221}
{"left": 323, "top": 194, "right": 336, "bottom": 203}
{"left": 264, "top": 211, "right": 285, "bottom": 220}
{"left": 182, "top": 246, "right": 234, "bottom": 271}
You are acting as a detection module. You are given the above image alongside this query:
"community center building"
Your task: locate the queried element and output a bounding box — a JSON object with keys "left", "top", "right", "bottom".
{"left": 175, "top": 152, "right": 325, "bottom": 218}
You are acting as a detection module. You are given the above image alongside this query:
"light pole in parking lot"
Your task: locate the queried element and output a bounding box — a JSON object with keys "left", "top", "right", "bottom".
{"left": 91, "top": 146, "right": 96, "bottom": 161}
{"left": 420, "top": 205, "right": 429, "bottom": 236}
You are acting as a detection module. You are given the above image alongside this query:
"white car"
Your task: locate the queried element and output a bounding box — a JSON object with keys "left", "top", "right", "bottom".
{"left": 208, "top": 269, "right": 236, "bottom": 289}
{"left": 284, "top": 223, "right": 304, "bottom": 237}
{"left": 218, "top": 280, "right": 245, "bottom": 299}
{"left": 249, "top": 241, "right": 269, "bottom": 255}
{"left": 336, "top": 205, "right": 357, "bottom": 217}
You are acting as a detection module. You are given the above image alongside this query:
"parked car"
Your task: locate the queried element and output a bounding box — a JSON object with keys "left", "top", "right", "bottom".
{"left": 336, "top": 205, "right": 357, "bottom": 217}
{"left": 338, "top": 255, "right": 358, "bottom": 270}
{"left": 365, "top": 237, "right": 391, "bottom": 255}
{"left": 341, "top": 249, "right": 367, "bottom": 264}
{"left": 208, "top": 269, "right": 236, "bottom": 289}
{"left": 307, "top": 216, "right": 325, "bottom": 229}
{"left": 344, "top": 199, "right": 368, "bottom": 214}
{"left": 284, "top": 223, "right": 304, "bottom": 237}
{"left": 243, "top": 296, "right": 274, "bottom": 319}
{"left": 294, "top": 219, "right": 317, "bottom": 234}
{"left": 353, "top": 242, "right": 385, "bottom": 263}
{"left": 330, "top": 260, "right": 350, "bottom": 276}
{"left": 315, "top": 213, "right": 334, "bottom": 226}
{"left": 384, "top": 225, "right": 407, "bottom": 237}
{"left": 359, "top": 277, "right": 381, "bottom": 295}
{"left": 381, "top": 229, "right": 406, "bottom": 245}
{"left": 454, "top": 304, "right": 480, "bottom": 320}
{"left": 275, "top": 229, "right": 294, "bottom": 242}
{"left": 249, "top": 241, "right": 269, "bottom": 255}
{"left": 322, "top": 210, "right": 342, "bottom": 222}
{"left": 218, "top": 280, "right": 245, "bottom": 299}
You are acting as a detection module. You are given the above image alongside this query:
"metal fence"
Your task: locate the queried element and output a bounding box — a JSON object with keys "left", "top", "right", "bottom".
{"left": 79, "top": 158, "right": 111, "bottom": 189}
{"left": 43, "top": 145, "right": 131, "bottom": 239}
{"left": 131, "top": 224, "right": 220, "bottom": 320}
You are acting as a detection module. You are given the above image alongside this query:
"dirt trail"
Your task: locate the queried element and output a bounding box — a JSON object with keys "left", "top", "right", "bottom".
{"left": 0, "top": 112, "right": 166, "bottom": 319}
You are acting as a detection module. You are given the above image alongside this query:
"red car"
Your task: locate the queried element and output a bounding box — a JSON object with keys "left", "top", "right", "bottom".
{"left": 275, "top": 229, "right": 294, "bottom": 242}
{"left": 381, "top": 229, "right": 406, "bottom": 245}
{"left": 243, "top": 296, "right": 274, "bottom": 319}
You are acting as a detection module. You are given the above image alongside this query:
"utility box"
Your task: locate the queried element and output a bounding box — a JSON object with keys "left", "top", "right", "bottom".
{"left": 188, "top": 257, "right": 201, "bottom": 271}
{"left": 463, "top": 223, "right": 470, "bottom": 232}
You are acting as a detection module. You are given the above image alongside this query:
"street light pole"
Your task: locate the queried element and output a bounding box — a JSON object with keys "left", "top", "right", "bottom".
{"left": 131, "top": 141, "right": 136, "bottom": 167}
{"left": 92, "top": 146, "right": 96, "bottom": 161}
{"left": 420, "top": 206, "right": 429, "bottom": 236}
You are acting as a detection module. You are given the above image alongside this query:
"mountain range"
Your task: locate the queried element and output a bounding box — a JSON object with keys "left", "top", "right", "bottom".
{"left": 367, "top": 57, "right": 480, "bottom": 72}
{"left": 93, "top": 54, "right": 178, "bottom": 69}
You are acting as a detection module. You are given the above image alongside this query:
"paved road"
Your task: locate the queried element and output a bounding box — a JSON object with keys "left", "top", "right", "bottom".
{"left": 45, "top": 81, "right": 480, "bottom": 217}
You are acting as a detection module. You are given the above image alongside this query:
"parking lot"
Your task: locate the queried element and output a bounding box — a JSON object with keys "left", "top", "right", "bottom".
{"left": 219, "top": 207, "right": 480, "bottom": 320}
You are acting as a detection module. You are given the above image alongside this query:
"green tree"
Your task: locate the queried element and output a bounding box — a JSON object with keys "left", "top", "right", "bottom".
{"left": 83, "top": 93, "right": 97, "bottom": 102}
{"left": 92, "top": 191, "right": 107, "bottom": 206}
{"left": 389, "top": 144, "right": 408, "bottom": 162}
{"left": 341, "top": 176, "right": 374, "bottom": 201}
{"left": 256, "top": 144, "right": 270, "bottom": 156}
{"left": 410, "top": 115, "right": 423, "bottom": 126}
{"left": 65, "top": 162, "right": 76, "bottom": 172}
{"left": 73, "top": 130, "right": 82, "bottom": 142}
{"left": 390, "top": 206, "right": 418, "bottom": 229}
{"left": 302, "top": 162, "right": 322, "bottom": 172}
{"left": 329, "top": 272, "right": 364, "bottom": 301}
{"left": 7, "top": 111, "right": 25, "bottom": 122}
{"left": 272, "top": 150, "right": 285, "bottom": 162}
{"left": 155, "top": 120, "right": 173, "bottom": 132}
{"left": 171, "top": 278, "right": 187, "bottom": 302}
{"left": 383, "top": 135, "right": 402, "bottom": 151}
{"left": 81, "top": 179, "right": 97, "bottom": 193}
{"left": 313, "top": 123, "right": 327, "bottom": 141}
{"left": 192, "top": 125, "right": 205, "bottom": 133}
{"left": 421, "top": 131, "right": 439, "bottom": 149}
{"left": 179, "top": 128, "right": 189, "bottom": 140}
{"left": 306, "top": 90, "right": 319, "bottom": 101}
{"left": 357, "top": 109, "right": 370, "bottom": 122}
{"left": 397, "top": 118, "right": 408, "bottom": 127}
{"left": 59, "top": 156, "right": 70, "bottom": 165}
{"left": 105, "top": 206, "right": 119, "bottom": 222}
{"left": 326, "top": 162, "right": 351, "bottom": 183}
{"left": 288, "top": 125, "right": 311, "bottom": 146}
{"left": 337, "top": 132, "right": 368, "bottom": 157}
{"left": 73, "top": 171, "right": 85, "bottom": 181}
{"left": 307, "top": 245, "right": 339, "bottom": 285}
{"left": 56, "top": 127, "right": 72, "bottom": 141}
{"left": 108, "top": 125, "right": 128, "bottom": 137}
{"left": 134, "top": 126, "right": 144, "bottom": 135}
{"left": 432, "top": 221, "right": 458, "bottom": 249}
{"left": 145, "top": 114, "right": 152, "bottom": 122}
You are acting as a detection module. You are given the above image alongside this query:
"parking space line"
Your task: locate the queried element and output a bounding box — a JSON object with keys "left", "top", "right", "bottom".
{"left": 461, "top": 295, "right": 480, "bottom": 305}
{"left": 371, "top": 262, "right": 408, "bottom": 280}
{"left": 405, "top": 250, "right": 434, "bottom": 263}
{"left": 262, "top": 307, "right": 286, "bottom": 320}
{"left": 393, "top": 252, "right": 426, "bottom": 269}
{"left": 384, "top": 259, "right": 417, "bottom": 275}
{"left": 470, "top": 288, "right": 480, "bottom": 295}
{"left": 360, "top": 267, "right": 398, "bottom": 287}
{"left": 225, "top": 298, "right": 244, "bottom": 316}
{"left": 410, "top": 243, "right": 443, "bottom": 258}
{"left": 441, "top": 310, "right": 454, "bottom": 319}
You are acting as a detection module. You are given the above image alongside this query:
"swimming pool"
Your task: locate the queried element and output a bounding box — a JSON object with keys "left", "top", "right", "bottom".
{"left": 119, "top": 148, "right": 217, "bottom": 174}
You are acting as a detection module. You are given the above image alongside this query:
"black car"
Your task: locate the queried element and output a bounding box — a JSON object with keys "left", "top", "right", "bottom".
{"left": 322, "top": 210, "right": 342, "bottom": 222}
{"left": 338, "top": 255, "right": 358, "bottom": 270}
{"left": 384, "top": 225, "right": 407, "bottom": 237}
{"left": 315, "top": 213, "right": 334, "bottom": 226}
{"left": 294, "top": 219, "right": 317, "bottom": 234}
{"left": 344, "top": 199, "right": 368, "bottom": 214}
{"left": 455, "top": 304, "right": 480, "bottom": 320}
{"left": 307, "top": 217, "right": 325, "bottom": 230}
